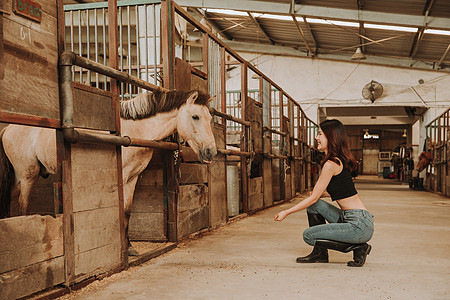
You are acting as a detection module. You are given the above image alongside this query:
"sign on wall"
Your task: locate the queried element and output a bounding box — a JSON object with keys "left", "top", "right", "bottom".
{"left": 13, "top": 0, "right": 42, "bottom": 23}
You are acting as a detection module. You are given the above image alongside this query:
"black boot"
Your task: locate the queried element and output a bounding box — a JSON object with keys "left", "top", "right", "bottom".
{"left": 296, "top": 247, "right": 328, "bottom": 263}
{"left": 315, "top": 239, "right": 371, "bottom": 267}
{"left": 347, "top": 243, "right": 372, "bottom": 267}
{"left": 296, "top": 213, "right": 329, "bottom": 263}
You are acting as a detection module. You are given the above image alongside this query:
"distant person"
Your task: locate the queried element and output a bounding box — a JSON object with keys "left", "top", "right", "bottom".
{"left": 274, "top": 119, "right": 374, "bottom": 267}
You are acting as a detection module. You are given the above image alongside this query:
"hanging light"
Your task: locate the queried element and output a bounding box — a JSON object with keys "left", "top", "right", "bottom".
{"left": 402, "top": 129, "right": 407, "bottom": 138}
{"left": 364, "top": 129, "right": 369, "bottom": 137}
{"left": 351, "top": 47, "right": 366, "bottom": 60}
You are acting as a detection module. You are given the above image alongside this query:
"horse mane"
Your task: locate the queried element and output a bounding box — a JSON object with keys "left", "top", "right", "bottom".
{"left": 120, "top": 89, "right": 211, "bottom": 120}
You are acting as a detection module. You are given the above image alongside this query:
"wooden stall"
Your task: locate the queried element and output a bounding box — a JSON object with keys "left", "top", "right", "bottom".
{"left": 0, "top": 0, "right": 65, "bottom": 298}
{"left": 425, "top": 108, "right": 450, "bottom": 196}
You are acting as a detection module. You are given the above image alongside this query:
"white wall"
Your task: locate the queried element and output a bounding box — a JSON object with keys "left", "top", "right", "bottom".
{"left": 226, "top": 53, "right": 450, "bottom": 126}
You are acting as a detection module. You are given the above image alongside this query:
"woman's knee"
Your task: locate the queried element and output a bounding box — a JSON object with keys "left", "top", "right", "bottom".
{"left": 303, "top": 228, "right": 316, "bottom": 246}
{"left": 306, "top": 199, "right": 324, "bottom": 214}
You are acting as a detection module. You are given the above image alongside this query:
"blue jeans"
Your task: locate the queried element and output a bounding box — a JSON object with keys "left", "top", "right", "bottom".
{"left": 303, "top": 199, "right": 374, "bottom": 246}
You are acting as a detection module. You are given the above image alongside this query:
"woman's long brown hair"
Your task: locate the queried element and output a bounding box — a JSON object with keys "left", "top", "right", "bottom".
{"left": 319, "top": 119, "right": 356, "bottom": 171}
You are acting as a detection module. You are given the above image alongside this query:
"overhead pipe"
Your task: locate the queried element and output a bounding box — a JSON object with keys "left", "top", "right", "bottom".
{"left": 209, "top": 107, "right": 251, "bottom": 127}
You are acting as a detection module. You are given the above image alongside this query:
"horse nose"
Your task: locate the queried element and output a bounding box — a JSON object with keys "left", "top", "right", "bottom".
{"left": 204, "top": 146, "right": 217, "bottom": 161}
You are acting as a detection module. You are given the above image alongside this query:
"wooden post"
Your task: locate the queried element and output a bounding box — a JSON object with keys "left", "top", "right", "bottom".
{"left": 161, "top": 0, "right": 178, "bottom": 241}
{"left": 108, "top": 0, "right": 127, "bottom": 268}
{"left": 279, "top": 91, "right": 285, "bottom": 201}
{"left": 203, "top": 33, "right": 209, "bottom": 76}
{"left": 62, "top": 143, "right": 75, "bottom": 285}
{"left": 162, "top": 0, "right": 175, "bottom": 89}
{"left": 241, "top": 62, "right": 249, "bottom": 213}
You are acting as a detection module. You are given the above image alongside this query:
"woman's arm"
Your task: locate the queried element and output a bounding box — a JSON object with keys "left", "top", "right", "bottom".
{"left": 274, "top": 161, "right": 337, "bottom": 221}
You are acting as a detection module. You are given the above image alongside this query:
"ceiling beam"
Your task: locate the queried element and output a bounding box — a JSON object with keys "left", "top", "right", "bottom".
{"left": 222, "top": 40, "right": 450, "bottom": 72}
{"left": 438, "top": 44, "right": 450, "bottom": 68}
{"left": 409, "top": 0, "right": 436, "bottom": 59}
{"left": 188, "top": 8, "right": 233, "bottom": 40}
{"left": 247, "top": 12, "right": 276, "bottom": 45}
{"left": 301, "top": 17, "right": 317, "bottom": 52}
{"left": 177, "top": 0, "right": 450, "bottom": 30}
{"left": 291, "top": 14, "right": 314, "bottom": 56}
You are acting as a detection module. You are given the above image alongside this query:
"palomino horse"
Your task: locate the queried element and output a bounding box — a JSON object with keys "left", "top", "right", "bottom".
{"left": 0, "top": 89, "right": 217, "bottom": 254}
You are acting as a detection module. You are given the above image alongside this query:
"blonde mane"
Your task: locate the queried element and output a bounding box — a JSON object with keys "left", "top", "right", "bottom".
{"left": 120, "top": 89, "right": 210, "bottom": 120}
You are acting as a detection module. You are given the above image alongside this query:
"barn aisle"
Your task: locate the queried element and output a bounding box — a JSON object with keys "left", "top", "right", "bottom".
{"left": 61, "top": 176, "right": 450, "bottom": 299}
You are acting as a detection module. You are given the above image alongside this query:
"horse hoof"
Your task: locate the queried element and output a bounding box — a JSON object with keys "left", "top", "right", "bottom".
{"left": 128, "top": 247, "right": 139, "bottom": 256}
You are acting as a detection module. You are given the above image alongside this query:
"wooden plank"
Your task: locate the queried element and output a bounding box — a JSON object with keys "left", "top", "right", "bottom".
{"left": 177, "top": 205, "right": 209, "bottom": 239}
{"left": 129, "top": 163, "right": 166, "bottom": 241}
{"left": 70, "top": 142, "right": 119, "bottom": 212}
{"left": 130, "top": 186, "right": 164, "bottom": 213}
{"left": 177, "top": 184, "right": 209, "bottom": 238}
{"left": 249, "top": 177, "right": 263, "bottom": 211}
{"left": 249, "top": 177, "right": 263, "bottom": 196}
{"left": 0, "top": 256, "right": 64, "bottom": 300}
{"left": 179, "top": 163, "right": 208, "bottom": 184}
{"left": 73, "top": 206, "right": 121, "bottom": 254}
{"left": 178, "top": 184, "right": 208, "bottom": 213}
{"left": 227, "top": 131, "right": 241, "bottom": 145}
{"left": 210, "top": 123, "right": 227, "bottom": 225}
{"left": 74, "top": 243, "right": 121, "bottom": 278}
{"left": 0, "top": 0, "right": 59, "bottom": 121}
{"left": 209, "top": 158, "right": 227, "bottom": 226}
{"left": 0, "top": 215, "right": 63, "bottom": 273}
{"left": 175, "top": 57, "right": 191, "bottom": 91}
{"left": 247, "top": 97, "right": 263, "bottom": 153}
{"left": 72, "top": 83, "right": 115, "bottom": 131}
{"left": 128, "top": 212, "right": 166, "bottom": 241}
{"left": 191, "top": 73, "right": 208, "bottom": 94}
{"left": 249, "top": 193, "right": 264, "bottom": 211}
{"left": 263, "top": 159, "right": 273, "bottom": 207}
{"left": 9, "top": 173, "right": 58, "bottom": 217}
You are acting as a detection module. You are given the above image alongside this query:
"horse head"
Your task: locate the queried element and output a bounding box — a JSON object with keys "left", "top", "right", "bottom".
{"left": 177, "top": 91, "right": 217, "bottom": 164}
{"left": 416, "top": 151, "right": 432, "bottom": 172}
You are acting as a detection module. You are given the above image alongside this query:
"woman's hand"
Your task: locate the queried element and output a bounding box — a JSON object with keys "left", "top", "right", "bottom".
{"left": 274, "top": 210, "right": 288, "bottom": 221}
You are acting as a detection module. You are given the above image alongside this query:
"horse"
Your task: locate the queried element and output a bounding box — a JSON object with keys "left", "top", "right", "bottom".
{"left": 416, "top": 151, "right": 432, "bottom": 172}
{"left": 0, "top": 89, "right": 217, "bottom": 255}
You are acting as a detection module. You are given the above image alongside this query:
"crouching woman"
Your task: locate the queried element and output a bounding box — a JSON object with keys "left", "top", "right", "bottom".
{"left": 274, "top": 119, "right": 374, "bottom": 267}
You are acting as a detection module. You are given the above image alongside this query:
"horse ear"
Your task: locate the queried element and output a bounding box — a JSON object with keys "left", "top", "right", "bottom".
{"left": 207, "top": 95, "right": 216, "bottom": 105}
{"left": 187, "top": 91, "right": 198, "bottom": 104}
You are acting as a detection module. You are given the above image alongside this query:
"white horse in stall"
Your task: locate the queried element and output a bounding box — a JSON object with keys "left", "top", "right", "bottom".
{"left": 0, "top": 89, "right": 217, "bottom": 255}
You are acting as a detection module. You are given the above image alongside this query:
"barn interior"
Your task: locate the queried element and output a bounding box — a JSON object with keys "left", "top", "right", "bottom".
{"left": 0, "top": 0, "right": 449, "bottom": 299}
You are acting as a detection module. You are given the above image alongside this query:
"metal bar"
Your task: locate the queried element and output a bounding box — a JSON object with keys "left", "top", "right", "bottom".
{"left": 70, "top": 11, "right": 74, "bottom": 79}
{"left": 127, "top": 6, "right": 132, "bottom": 95}
{"left": 103, "top": 8, "right": 107, "bottom": 90}
{"left": 78, "top": 10, "right": 82, "bottom": 81}
{"left": 263, "top": 126, "right": 286, "bottom": 136}
{"left": 153, "top": 4, "right": 158, "bottom": 85}
{"left": 209, "top": 107, "right": 250, "bottom": 127}
{"left": 64, "top": 0, "right": 162, "bottom": 11}
{"left": 87, "top": 9, "right": 91, "bottom": 86}
{"left": 62, "top": 51, "right": 167, "bottom": 92}
{"left": 135, "top": 5, "right": 140, "bottom": 93}
{"left": 119, "top": 6, "right": 124, "bottom": 98}
{"left": 145, "top": 5, "right": 149, "bottom": 83}
{"left": 94, "top": 9, "right": 99, "bottom": 88}
{"left": 217, "top": 148, "right": 252, "bottom": 157}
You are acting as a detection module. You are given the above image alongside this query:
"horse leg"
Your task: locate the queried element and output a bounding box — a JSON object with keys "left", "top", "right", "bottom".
{"left": 18, "top": 176, "right": 39, "bottom": 215}
{"left": 123, "top": 175, "right": 140, "bottom": 256}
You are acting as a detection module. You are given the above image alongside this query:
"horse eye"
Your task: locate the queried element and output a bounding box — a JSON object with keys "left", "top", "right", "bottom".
{"left": 192, "top": 115, "right": 199, "bottom": 120}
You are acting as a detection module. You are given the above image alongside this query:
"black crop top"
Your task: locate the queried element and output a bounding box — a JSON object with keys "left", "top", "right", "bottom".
{"left": 326, "top": 168, "right": 357, "bottom": 201}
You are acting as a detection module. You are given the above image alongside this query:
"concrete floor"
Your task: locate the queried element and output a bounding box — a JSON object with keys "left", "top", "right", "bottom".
{"left": 62, "top": 176, "right": 450, "bottom": 300}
